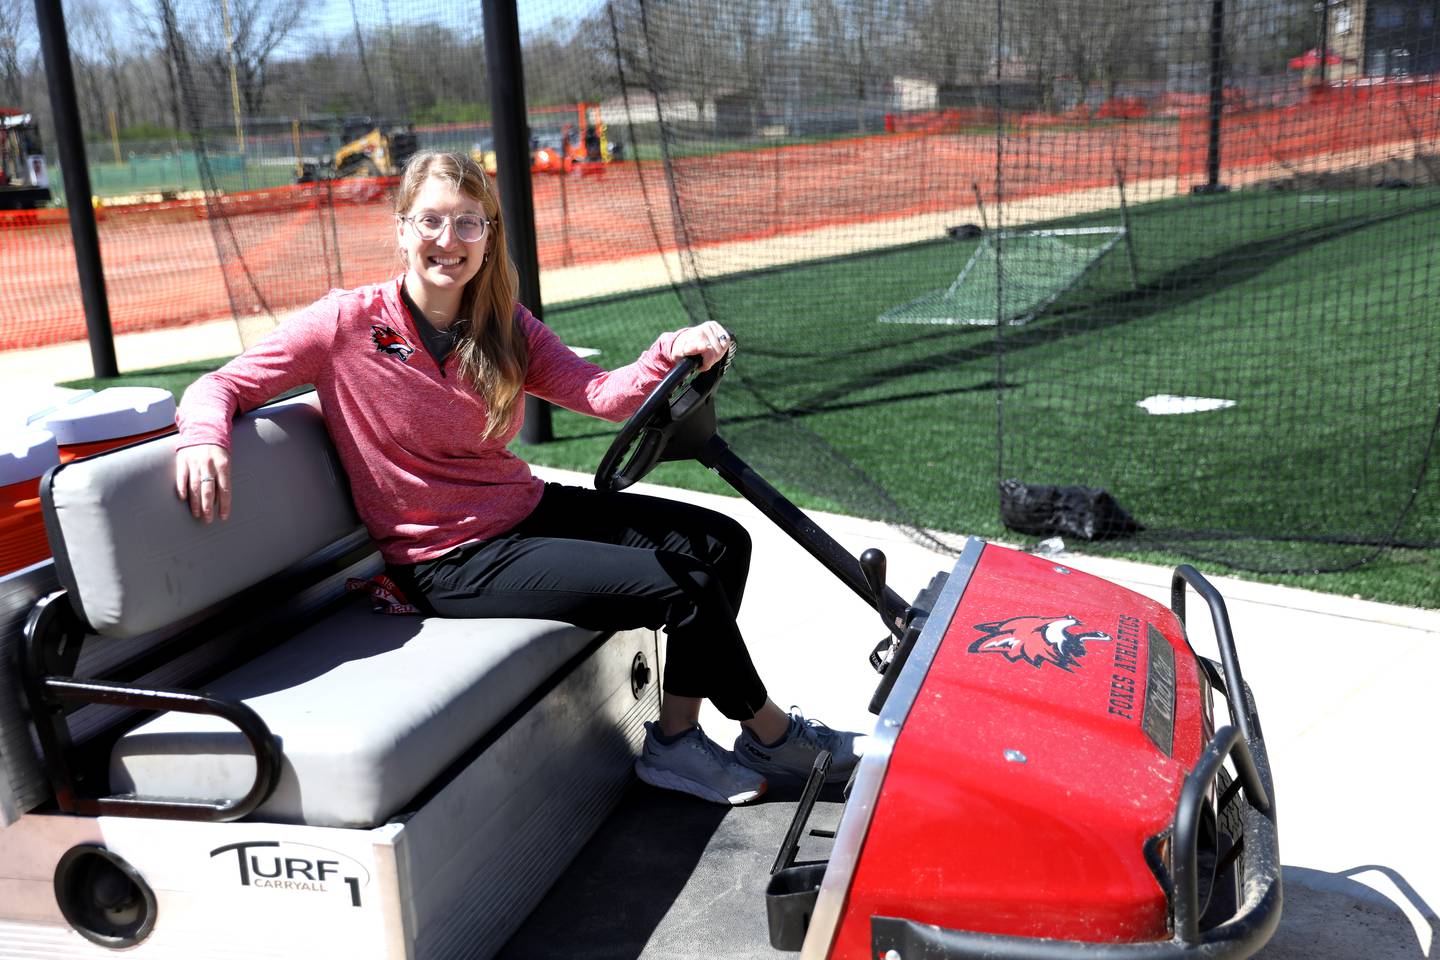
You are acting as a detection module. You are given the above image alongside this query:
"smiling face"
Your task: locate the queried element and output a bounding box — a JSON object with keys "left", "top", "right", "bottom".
{"left": 397, "top": 174, "right": 492, "bottom": 320}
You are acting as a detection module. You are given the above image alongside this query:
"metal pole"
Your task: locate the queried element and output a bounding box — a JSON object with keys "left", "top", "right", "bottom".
{"left": 34, "top": 0, "right": 117, "bottom": 377}
{"left": 108, "top": 110, "right": 120, "bottom": 165}
{"left": 220, "top": 0, "right": 246, "bottom": 154}
{"left": 482, "top": 0, "right": 552, "bottom": 444}
{"left": 1193, "top": 0, "right": 1229, "bottom": 195}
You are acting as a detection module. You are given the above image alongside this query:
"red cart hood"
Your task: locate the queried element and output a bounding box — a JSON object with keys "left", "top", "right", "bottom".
{"left": 815, "top": 540, "right": 1210, "bottom": 959}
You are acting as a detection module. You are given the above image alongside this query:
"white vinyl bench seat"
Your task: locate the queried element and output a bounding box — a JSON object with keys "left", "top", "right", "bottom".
{"left": 111, "top": 606, "right": 601, "bottom": 828}
{"left": 34, "top": 392, "right": 654, "bottom": 828}
{"left": 6, "top": 389, "right": 661, "bottom": 959}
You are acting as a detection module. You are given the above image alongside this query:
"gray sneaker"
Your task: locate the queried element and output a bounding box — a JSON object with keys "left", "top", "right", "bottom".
{"left": 734, "top": 708, "right": 866, "bottom": 785}
{"left": 635, "top": 722, "right": 768, "bottom": 805}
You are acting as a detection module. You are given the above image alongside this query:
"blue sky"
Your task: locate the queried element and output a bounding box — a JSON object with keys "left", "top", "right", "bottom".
{"left": 24, "top": 2, "right": 603, "bottom": 59}
{"left": 293, "top": 0, "right": 602, "bottom": 51}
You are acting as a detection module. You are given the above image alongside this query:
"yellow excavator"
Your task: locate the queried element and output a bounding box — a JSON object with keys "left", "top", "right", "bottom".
{"left": 297, "top": 117, "right": 417, "bottom": 182}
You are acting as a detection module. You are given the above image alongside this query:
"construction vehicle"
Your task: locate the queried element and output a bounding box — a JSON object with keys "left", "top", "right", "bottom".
{"left": 296, "top": 117, "right": 418, "bottom": 182}
{"left": 0, "top": 110, "right": 51, "bottom": 210}
{"left": 472, "top": 102, "right": 624, "bottom": 177}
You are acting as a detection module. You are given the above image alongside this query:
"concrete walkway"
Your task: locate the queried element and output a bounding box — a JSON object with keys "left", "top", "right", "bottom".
{"left": 3, "top": 321, "right": 1436, "bottom": 957}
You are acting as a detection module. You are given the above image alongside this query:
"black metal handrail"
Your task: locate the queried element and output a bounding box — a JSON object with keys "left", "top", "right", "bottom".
{"left": 1171, "top": 565, "right": 1261, "bottom": 751}
{"left": 40, "top": 677, "right": 282, "bottom": 821}
{"left": 22, "top": 591, "right": 283, "bottom": 823}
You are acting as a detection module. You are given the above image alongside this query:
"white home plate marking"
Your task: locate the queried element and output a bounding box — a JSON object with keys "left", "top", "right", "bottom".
{"left": 1137, "top": 394, "right": 1237, "bottom": 415}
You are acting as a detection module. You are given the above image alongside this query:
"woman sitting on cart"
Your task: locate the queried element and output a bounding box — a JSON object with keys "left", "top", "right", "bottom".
{"left": 171, "top": 150, "right": 860, "bottom": 806}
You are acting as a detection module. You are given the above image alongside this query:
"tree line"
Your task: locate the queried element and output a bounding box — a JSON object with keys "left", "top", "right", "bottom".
{"left": 3, "top": 0, "right": 1317, "bottom": 153}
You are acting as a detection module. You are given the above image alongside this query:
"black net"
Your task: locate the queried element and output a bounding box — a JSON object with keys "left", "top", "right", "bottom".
{"left": 602, "top": 0, "right": 1440, "bottom": 573}
{"left": 15, "top": 0, "right": 1439, "bottom": 575}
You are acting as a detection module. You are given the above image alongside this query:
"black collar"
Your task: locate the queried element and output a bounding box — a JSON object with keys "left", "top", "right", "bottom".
{"left": 400, "top": 284, "right": 463, "bottom": 366}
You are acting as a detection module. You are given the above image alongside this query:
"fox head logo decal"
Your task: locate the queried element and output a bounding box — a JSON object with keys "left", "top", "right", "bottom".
{"left": 969, "top": 616, "right": 1112, "bottom": 671}
{"left": 371, "top": 324, "right": 414, "bottom": 362}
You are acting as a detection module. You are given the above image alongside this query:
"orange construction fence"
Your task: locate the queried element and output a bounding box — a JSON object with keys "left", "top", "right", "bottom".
{"left": 3, "top": 80, "right": 1434, "bottom": 353}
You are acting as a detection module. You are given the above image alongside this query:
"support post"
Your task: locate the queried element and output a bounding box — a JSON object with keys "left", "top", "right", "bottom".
{"left": 482, "top": 0, "right": 553, "bottom": 443}
{"left": 34, "top": 0, "right": 117, "bottom": 378}
{"left": 1193, "top": 0, "right": 1230, "bottom": 195}
{"left": 1317, "top": 0, "right": 1331, "bottom": 88}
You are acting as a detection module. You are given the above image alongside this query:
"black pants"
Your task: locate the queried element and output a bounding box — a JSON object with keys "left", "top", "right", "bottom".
{"left": 402, "top": 483, "right": 768, "bottom": 721}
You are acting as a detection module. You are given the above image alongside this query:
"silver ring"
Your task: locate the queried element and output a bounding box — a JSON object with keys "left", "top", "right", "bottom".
{"left": 718, "top": 333, "right": 730, "bottom": 343}
{"left": 198, "top": 477, "right": 216, "bottom": 484}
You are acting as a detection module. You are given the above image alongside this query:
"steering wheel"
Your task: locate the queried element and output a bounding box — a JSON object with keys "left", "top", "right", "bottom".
{"left": 595, "top": 339, "right": 735, "bottom": 492}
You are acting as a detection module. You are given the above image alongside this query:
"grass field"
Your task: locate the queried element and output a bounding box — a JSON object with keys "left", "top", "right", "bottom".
{"left": 64, "top": 187, "right": 1440, "bottom": 608}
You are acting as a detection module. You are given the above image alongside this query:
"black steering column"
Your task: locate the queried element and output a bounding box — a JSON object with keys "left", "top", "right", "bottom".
{"left": 595, "top": 343, "right": 911, "bottom": 636}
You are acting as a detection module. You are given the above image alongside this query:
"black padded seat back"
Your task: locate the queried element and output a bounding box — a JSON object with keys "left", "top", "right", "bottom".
{"left": 41, "top": 393, "right": 364, "bottom": 639}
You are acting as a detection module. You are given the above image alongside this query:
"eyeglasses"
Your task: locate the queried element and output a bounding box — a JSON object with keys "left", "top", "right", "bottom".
{"left": 400, "top": 212, "right": 491, "bottom": 243}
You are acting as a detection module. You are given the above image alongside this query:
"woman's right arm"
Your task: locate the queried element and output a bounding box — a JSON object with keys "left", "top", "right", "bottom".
{"left": 174, "top": 298, "right": 337, "bottom": 522}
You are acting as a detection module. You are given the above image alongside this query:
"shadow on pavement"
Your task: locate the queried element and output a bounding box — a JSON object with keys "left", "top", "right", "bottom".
{"left": 1262, "top": 865, "right": 1436, "bottom": 958}
{"left": 501, "top": 779, "right": 844, "bottom": 960}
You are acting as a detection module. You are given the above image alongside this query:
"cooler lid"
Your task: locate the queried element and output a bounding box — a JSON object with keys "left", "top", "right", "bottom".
{"left": 34, "top": 387, "right": 176, "bottom": 445}
{"left": 0, "top": 428, "right": 60, "bottom": 486}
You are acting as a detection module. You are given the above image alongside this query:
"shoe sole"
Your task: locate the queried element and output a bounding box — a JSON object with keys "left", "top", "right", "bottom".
{"left": 735, "top": 749, "right": 858, "bottom": 786}
{"left": 736, "top": 763, "right": 855, "bottom": 786}
{"left": 634, "top": 758, "right": 767, "bottom": 806}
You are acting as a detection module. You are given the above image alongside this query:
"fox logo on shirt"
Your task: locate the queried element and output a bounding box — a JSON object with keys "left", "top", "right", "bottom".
{"left": 371, "top": 324, "right": 414, "bottom": 362}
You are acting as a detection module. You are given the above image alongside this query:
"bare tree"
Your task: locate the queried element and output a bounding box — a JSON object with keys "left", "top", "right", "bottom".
{"left": 0, "top": 0, "right": 30, "bottom": 107}
{"left": 608, "top": 0, "right": 733, "bottom": 125}
{"left": 194, "top": 0, "right": 313, "bottom": 118}
{"left": 900, "top": 0, "right": 996, "bottom": 90}
{"left": 1226, "top": 0, "right": 1315, "bottom": 78}
{"left": 1006, "top": 0, "right": 1158, "bottom": 109}
{"left": 64, "top": 0, "right": 142, "bottom": 139}
{"left": 806, "top": 0, "right": 899, "bottom": 132}
{"left": 382, "top": 23, "right": 486, "bottom": 119}
{"left": 524, "top": 14, "right": 625, "bottom": 107}
{"left": 727, "top": 0, "right": 795, "bottom": 128}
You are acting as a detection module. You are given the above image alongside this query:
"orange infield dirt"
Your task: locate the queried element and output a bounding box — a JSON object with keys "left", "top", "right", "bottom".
{"left": 3, "top": 83, "right": 1434, "bottom": 353}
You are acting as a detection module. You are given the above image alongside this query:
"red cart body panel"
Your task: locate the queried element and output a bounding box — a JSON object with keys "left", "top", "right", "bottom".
{"left": 828, "top": 543, "right": 1209, "bottom": 957}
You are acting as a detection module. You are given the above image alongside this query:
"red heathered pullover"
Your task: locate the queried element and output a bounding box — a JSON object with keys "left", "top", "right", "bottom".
{"left": 176, "top": 277, "right": 679, "bottom": 564}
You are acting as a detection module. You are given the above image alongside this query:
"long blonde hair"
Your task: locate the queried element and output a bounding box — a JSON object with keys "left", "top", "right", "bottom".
{"left": 395, "top": 150, "right": 528, "bottom": 439}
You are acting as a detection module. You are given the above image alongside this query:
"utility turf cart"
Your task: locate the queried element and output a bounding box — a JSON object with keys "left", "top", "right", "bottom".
{"left": 0, "top": 344, "right": 1279, "bottom": 959}
{"left": 600, "top": 345, "right": 1282, "bottom": 959}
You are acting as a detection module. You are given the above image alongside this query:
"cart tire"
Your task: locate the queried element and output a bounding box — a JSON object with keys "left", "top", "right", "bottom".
{"left": 1200, "top": 767, "right": 1248, "bottom": 928}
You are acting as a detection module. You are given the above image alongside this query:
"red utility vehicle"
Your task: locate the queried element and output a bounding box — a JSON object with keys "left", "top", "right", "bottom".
{"left": 598, "top": 343, "right": 1282, "bottom": 959}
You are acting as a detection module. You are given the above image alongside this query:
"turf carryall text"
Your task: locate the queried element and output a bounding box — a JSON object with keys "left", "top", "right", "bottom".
{"left": 210, "top": 841, "right": 368, "bottom": 906}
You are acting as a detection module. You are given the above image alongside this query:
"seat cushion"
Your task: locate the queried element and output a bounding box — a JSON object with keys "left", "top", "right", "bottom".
{"left": 109, "top": 603, "right": 602, "bottom": 828}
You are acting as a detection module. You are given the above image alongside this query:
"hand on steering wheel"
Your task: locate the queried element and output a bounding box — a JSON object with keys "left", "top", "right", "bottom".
{"left": 667, "top": 321, "right": 731, "bottom": 372}
{"left": 595, "top": 333, "right": 736, "bottom": 492}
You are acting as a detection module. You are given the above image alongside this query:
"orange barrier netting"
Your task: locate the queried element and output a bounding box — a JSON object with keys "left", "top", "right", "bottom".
{"left": 3, "top": 82, "right": 1434, "bottom": 353}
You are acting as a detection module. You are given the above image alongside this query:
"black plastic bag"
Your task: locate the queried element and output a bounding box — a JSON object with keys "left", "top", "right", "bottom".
{"left": 999, "top": 478, "right": 1143, "bottom": 541}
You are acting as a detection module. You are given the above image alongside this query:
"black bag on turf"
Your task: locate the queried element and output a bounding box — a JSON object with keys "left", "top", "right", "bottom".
{"left": 999, "top": 478, "right": 1143, "bottom": 541}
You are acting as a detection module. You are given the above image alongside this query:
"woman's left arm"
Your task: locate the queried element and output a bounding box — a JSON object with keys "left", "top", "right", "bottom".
{"left": 523, "top": 309, "right": 730, "bottom": 422}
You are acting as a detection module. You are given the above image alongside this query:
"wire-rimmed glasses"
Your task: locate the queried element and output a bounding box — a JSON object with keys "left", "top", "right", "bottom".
{"left": 400, "top": 212, "right": 491, "bottom": 243}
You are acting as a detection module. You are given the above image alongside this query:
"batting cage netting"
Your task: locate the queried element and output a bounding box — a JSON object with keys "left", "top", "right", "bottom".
{"left": 4, "top": 0, "right": 1438, "bottom": 576}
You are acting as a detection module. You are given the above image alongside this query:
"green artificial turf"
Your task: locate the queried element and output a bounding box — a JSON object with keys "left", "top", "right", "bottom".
{"left": 61, "top": 188, "right": 1440, "bottom": 608}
